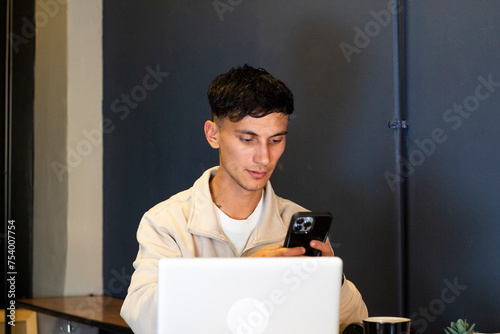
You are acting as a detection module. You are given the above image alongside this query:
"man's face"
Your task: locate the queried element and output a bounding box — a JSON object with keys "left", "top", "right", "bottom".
{"left": 208, "top": 112, "right": 289, "bottom": 193}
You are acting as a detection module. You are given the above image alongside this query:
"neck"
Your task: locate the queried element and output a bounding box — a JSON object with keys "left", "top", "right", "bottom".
{"left": 209, "top": 174, "right": 263, "bottom": 220}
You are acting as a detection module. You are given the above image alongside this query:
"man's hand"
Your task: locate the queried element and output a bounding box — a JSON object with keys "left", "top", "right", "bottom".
{"left": 310, "top": 237, "right": 334, "bottom": 257}
{"left": 250, "top": 237, "right": 334, "bottom": 257}
{"left": 250, "top": 245, "right": 305, "bottom": 257}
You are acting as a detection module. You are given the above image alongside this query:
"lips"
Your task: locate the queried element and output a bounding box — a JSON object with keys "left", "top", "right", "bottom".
{"left": 247, "top": 170, "right": 267, "bottom": 178}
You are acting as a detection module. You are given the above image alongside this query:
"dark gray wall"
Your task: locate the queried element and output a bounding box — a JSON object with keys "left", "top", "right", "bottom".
{"left": 405, "top": 1, "right": 500, "bottom": 333}
{"left": 103, "top": 1, "right": 500, "bottom": 332}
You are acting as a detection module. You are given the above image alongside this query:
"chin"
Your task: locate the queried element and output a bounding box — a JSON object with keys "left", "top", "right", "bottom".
{"left": 250, "top": 181, "right": 269, "bottom": 192}
{"left": 241, "top": 181, "right": 267, "bottom": 192}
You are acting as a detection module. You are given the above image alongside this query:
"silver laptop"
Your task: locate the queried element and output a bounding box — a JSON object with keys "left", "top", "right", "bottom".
{"left": 157, "top": 256, "right": 343, "bottom": 334}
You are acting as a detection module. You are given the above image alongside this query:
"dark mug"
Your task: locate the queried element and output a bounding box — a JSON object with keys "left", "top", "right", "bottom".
{"left": 342, "top": 317, "right": 411, "bottom": 334}
{"left": 363, "top": 317, "right": 411, "bottom": 334}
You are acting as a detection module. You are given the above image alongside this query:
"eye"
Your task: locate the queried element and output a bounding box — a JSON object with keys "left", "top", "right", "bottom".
{"left": 270, "top": 136, "right": 284, "bottom": 144}
{"left": 240, "top": 137, "right": 254, "bottom": 143}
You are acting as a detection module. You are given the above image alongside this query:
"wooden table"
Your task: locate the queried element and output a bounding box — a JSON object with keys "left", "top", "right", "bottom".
{"left": 17, "top": 296, "right": 133, "bottom": 333}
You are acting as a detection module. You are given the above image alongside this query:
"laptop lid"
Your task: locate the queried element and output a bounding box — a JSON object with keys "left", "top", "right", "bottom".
{"left": 157, "top": 256, "right": 343, "bottom": 334}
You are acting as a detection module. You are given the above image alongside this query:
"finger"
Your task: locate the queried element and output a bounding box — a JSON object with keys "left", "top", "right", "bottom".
{"left": 277, "top": 246, "right": 306, "bottom": 257}
{"left": 310, "top": 240, "right": 334, "bottom": 257}
{"left": 250, "top": 244, "right": 292, "bottom": 257}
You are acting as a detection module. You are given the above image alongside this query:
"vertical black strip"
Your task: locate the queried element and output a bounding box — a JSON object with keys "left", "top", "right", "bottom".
{"left": 3, "top": 0, "right": 13, "bottom": 333}
{"left": 11, "top": 0, "right": 35, "bottom": 300}
{"left": 3, "top": 0, "right": 35, "bottom": 333}
{"left": 392, "top": 0, "right": 408, "bottom": 317}
{"left": 400, "top": 0, "right": 410, "bottom": 318}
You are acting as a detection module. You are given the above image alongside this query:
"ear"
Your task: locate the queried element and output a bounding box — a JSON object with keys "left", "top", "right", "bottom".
{"left": 204, "top": 120, "right": 220, "bottom": 149}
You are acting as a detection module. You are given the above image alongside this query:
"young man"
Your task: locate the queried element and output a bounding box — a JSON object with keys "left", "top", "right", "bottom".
{"left": 121, "top": 65, "right": 368, "bottom": 333}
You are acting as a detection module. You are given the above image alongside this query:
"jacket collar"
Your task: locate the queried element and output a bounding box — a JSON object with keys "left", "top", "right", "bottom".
{"left": 187, "top": 167, "right": 287, "bottom": 249}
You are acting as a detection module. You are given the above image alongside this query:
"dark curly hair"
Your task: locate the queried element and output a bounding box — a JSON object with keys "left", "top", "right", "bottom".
{"left": 207, "top": 64, "right": 294, "bottom": 123}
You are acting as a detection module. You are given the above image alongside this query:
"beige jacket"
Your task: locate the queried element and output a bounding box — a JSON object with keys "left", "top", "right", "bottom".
{"left": 121, "top": 167, "right": 368, "bottom": 333}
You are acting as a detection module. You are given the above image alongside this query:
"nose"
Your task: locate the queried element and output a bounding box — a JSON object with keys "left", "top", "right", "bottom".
{"left": 254, "top": 142, "right": 270, "bottom": 165}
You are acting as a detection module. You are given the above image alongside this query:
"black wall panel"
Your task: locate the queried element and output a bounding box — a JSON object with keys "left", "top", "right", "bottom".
{"left": 405, "top": 1, "right": 500, "bottom": 333}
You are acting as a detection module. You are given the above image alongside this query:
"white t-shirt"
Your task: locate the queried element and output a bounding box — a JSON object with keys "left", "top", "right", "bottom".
{"left": 216, "top": 192, "right": 264, "bottom": 256}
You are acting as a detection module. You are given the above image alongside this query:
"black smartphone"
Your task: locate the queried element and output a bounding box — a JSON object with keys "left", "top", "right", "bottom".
{"left": 283, "top": 211, "right": 333, "bottom": 256}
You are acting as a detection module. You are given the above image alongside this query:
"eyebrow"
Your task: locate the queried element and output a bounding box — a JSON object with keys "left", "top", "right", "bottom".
{"left": 235, "top": 129, "right": 288, "bottom": 138}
